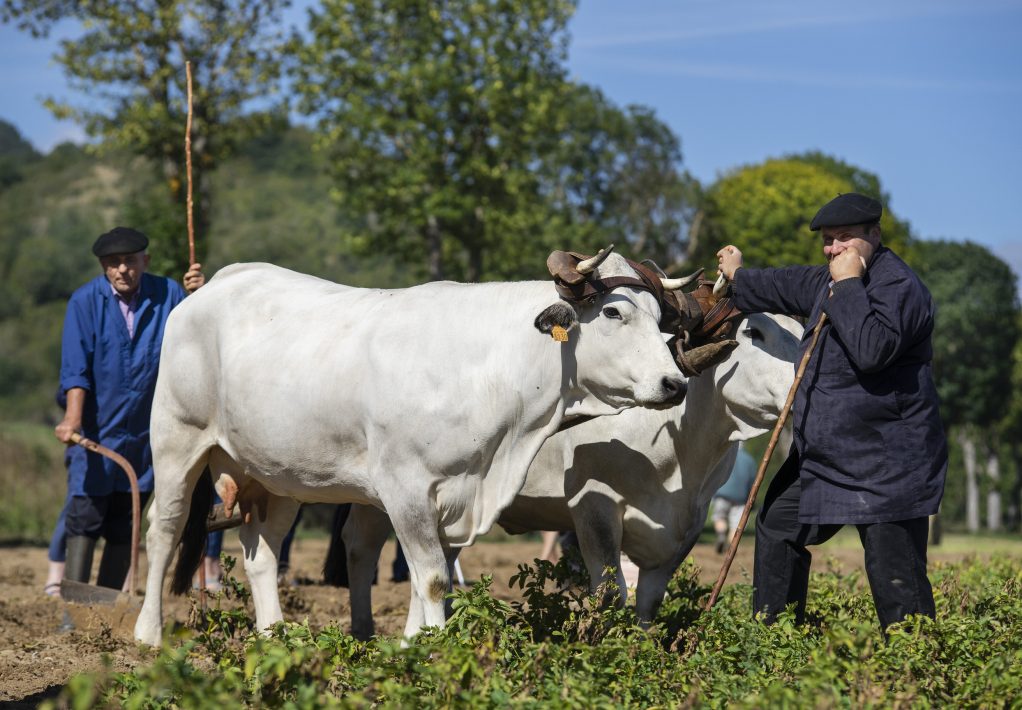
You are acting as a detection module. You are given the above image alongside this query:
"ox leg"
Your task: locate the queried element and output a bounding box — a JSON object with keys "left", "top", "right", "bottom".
{"left": 237, "top": 494, "right": 301, "bottom": 633}
{"left": 399, "top": 543, "right": 459, "bottom": 637}
{"left": 343, "top": 504, "right": 393, "bottom": 640}
{"left": 635, "top": 564, "right": 676, "bottom": 625}
{"left": 634, "top": 521, "right": 704, "bottom": 626}
{"left": 134, "top": 449, "right": 210, "bottom": 646}
{"left": 573, "top": 499, "right": 627, "bottom": 607}
{"left": 387, "top": 507, "right": 449, "bottom": 638}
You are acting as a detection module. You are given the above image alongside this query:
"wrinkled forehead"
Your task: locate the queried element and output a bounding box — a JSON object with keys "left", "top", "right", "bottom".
{"left": 820, "top": 224, "right": 872, "bottom": 239}
{"left": 99, "top": 251, "right": 147, "bottom": 265}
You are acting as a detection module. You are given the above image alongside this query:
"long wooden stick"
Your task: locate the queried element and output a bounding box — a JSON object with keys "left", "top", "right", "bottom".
{"left": 185, "top": 60, "right": 196, "bottom": 266}
{"left": 69, "top": 433, "right": 140, "bottom": 597}
{"left": 184, "top": 60, "right": 206, "bottom": 610}
{"left": 674, "top": 312, "right": 828, "bottom": 653}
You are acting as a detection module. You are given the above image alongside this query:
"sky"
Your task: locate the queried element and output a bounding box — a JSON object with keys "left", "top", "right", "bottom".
{"left": 1, "top": 0, "right": 1020, "bottom": 275}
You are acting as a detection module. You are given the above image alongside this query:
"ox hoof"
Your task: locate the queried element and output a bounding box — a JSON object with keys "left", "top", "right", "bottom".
{"left": 134, "top": 621, "right": 163, "bottom": 647}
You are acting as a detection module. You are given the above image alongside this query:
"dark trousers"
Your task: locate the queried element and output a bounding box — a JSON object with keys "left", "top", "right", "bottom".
{"left": 753, "top": 455, "right": 935, "bottom": 629}
{"left": 66, "top": 492, "right": 150, "bottom": 543}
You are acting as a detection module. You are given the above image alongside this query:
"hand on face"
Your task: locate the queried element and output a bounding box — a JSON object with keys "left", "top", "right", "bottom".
{"left": 829, "top": 246, "right": 867, "bottom": 282}
{"left": 822, "top": 226, "right": 876, "bottom": 282}
{"left": 716, "top": 245, "right": 743, "bottom": 281}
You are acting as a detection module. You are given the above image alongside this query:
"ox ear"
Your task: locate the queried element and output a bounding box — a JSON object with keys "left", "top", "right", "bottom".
{"left": 534, "top": 301, "right": 579, "bottom": 336}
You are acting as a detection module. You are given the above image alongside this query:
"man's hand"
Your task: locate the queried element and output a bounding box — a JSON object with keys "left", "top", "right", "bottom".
{"left": 54, "top": 418, "right": 81, "bottom": 444}
{"left": 716, "top": 245, "right": 743, "bottom": 281}
{"left": 55, "top": 387, "right": 86, "bottom": 444}
{"left": 183, "top": 263, "right": 205, "bottom": 293}
{"left": 829, "top": 247, "right": 867, "bottom": 282}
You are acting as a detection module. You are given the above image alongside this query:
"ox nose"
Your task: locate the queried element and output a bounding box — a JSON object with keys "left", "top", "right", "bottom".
{"left": 661, "top": 375, "right": 687, "bottom": 403}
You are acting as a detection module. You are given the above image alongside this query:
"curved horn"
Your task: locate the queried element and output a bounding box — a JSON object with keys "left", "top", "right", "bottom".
{"left": 660, "top": 267, "right": 705, "bottom": 291}
{"left": 575, "top": 244, "right": 616, "bottom": 275}
{"left": 712, "top": 272, "right": 729, "bottom": 296}
{"left": 677, "top": 339, "right": 738, "bottom": 376}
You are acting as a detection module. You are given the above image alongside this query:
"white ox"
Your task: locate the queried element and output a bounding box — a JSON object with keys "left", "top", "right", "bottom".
{"left": 342, "top": 312, "right": 801, "bottom": 636}
{"left": 134, "top": 252, "right": 693, "bottom": 646}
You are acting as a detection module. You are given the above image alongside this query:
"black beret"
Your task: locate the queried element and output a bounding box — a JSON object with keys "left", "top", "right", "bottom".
{"left": 92, "top": 226, "right": 150, "bottom": 257}
{"left": 809, "top": 193, "right": 882, "bottom": 231}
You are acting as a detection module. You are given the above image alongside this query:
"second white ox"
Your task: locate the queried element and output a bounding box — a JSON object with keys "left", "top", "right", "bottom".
{"left": 343, "top": 312, "right": 801, "bottom": 635}
{"left": 134, "top": 251, "right": 691, "bottom": 646}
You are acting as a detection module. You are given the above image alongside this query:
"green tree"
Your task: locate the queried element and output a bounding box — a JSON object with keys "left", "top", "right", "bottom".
{"left": 293, "top": 0, "right": 575, "bottom": 282}
{"left": 534, "top": 85, "right": 697, "bottom": 274}
{"left": 1, "top": 0, "right": 291, "bottom": 275}
{"left": 0, "top": 119, "right": 41, "bottom": 189}
{"left": 997, "top": 315, "right": 1022, "bottom": 531}
{"left": 914, "top": 239, "right": 1020, "bottom": 531}
{"left": 293, "top": 0, "right": 693, "bottom": 282}
{"left": 692, "top": 157, "right": 913, "bottom": 270}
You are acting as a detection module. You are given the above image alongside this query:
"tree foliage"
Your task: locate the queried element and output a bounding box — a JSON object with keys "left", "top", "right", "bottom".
{"left": 913, "top": 239, "right": 1019, "bottom": 430}
{"left": 0, "top": 121, "right": 408, "bottom": 423}
{"left": 1, "top": 0, "right": 292, "bottom": 275}
{"left": 692, "top": 156, "right": 913, "bottom": 270}
{"left": 292, "top": 0, "right": 693, "bottom": 281}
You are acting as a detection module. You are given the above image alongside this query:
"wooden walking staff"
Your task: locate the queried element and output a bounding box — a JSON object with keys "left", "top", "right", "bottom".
{"left": 673, "top": 305, "right": 829, "bottom": 654}
{"left": 184, "top": 60, "right": 209, "bottom": 607}
{"left": 185, "top": 60, "right": 196, "bottom": 266}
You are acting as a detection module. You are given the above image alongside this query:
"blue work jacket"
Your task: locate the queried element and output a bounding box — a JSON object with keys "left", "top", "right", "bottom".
{"left": 732, "top": 246, "right": 948, "bottom": 524}
{"left": 59, "top": 273, "right": 187, "bottom": 496}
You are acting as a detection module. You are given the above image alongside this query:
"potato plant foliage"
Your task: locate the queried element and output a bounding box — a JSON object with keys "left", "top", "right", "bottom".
{"left": 53, "top": 554, "right": 1022, "bottom": 708}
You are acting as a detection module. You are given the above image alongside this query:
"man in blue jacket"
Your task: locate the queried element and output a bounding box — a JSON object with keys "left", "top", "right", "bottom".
{"left": 716, "top": 193, "right": 947, "bottom": 630}
{"left": 54, "top": 227, "right": 204, "bottom": 590}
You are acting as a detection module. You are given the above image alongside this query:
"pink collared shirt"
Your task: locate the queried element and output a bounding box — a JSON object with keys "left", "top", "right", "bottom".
{"left": 111, "top": 283, "right": 140, "bottom": 338}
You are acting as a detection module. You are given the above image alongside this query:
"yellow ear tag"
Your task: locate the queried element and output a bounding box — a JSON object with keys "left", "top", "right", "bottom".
{"left": 551, "top": 325, "right": 569, "bottom": 342}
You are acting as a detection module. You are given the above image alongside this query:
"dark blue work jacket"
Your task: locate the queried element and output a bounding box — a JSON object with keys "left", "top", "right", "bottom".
{"left": 732, "top": 246, "right": 948, "bottom": 524}
{"left": 59, "top": 273, "right": 187, "bottom": 496}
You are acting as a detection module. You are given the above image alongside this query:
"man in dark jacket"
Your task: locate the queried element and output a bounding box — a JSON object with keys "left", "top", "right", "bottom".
{"left": 716, "top": 193, "right": 947, "bottom": 629}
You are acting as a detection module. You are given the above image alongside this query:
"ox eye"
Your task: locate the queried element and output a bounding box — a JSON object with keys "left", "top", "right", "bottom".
{"left": 743, "top": 326, "right": 762, "bottom": 340}
{"left": 602, "top": 306, "right": 622, "bottom": 320}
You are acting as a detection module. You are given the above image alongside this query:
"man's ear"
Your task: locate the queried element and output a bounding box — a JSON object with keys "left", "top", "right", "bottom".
{"left": 534, "top": 301, "right": 579, "bottom": 334}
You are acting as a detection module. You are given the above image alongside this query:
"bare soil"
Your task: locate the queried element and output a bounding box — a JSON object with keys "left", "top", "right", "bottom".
{"left": 0, "top": 534, "right": 968, "bottom": 706}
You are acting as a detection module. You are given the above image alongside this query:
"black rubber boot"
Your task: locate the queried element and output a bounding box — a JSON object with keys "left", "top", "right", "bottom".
{"left": 64, "top": 536, "right": 97, "bottom": 584}
{"left": 96, "top": 542, "right": 132, "bottom": 590}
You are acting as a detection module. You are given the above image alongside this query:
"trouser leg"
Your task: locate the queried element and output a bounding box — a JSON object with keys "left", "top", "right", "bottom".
{"left": 48, "top": 491, "right": 72, "bottom": 563}
{"left": 96, "top": 491, "right": 149, "bottom": 590}
{"left": 753, "top": 452, "right": 840, "bottom": 624}
{"left": 857, "top": 518, "right": 935, "bottom": 629}
{"left": 65, "top": 495, "right": 105, "bottom": 584}
{"left": 64, "top": 536, "right": 98, "bottom": 584}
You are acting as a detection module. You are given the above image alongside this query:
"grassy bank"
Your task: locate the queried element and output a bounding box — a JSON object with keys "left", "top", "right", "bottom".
{"left": 0, "top": 422, "right": 66, "bottom": 543}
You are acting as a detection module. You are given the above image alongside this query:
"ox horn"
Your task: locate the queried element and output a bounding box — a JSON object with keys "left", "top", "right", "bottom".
{"left": 660, "top": 267, "right": 705, "bottom": 291}
{"left": 575, "top": 244, "right": 615, "bottom": 275}
{"left": 712, "top": 272, "right": 729, "bottom": 296}
{"left": 677, "top": 339, "right": 739, "bottom": 376}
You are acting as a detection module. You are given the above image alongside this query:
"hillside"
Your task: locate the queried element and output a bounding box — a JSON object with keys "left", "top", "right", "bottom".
{"left": 0, "top": 120, "right": 408, "bottom": 424}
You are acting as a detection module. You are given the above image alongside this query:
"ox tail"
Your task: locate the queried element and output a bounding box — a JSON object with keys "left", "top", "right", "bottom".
{"left": 322, "top": 504, "right": 351, "bottom": 588}
{"left": 170, "top": 466, "right": 214, "bottom": 595}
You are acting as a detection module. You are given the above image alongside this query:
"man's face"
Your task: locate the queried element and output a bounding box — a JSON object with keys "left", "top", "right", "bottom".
{"left": 821, "top": 224, "right": 880, "bottom": 265}
{"left": 100, "top": 251, "right": 149, "bottom": 298}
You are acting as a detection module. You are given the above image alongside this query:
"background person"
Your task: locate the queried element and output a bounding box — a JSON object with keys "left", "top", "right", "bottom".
{"left": 716, "top": 193, "right": 948, "bottom": 630}
{"left": 54, "top": 227, "right": 204, "bottom": 590}
{"left": 711, "top": 444, "right": 757, "bottom": 554}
